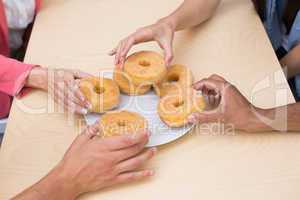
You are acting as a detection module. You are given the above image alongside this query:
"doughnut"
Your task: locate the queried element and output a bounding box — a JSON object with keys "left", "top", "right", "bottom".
{"left": 79, "top": 77, "right": 120, "bottom": 113}
{"left": 157, "top": 90, "right": 206, "bottom": 127}
{"left": 154, "top": 64, "right": 193, "bottom": 97}
{"left": 99, "top": 110, "right": 148, "bottom": 137}
{"left": 124, "top": 51, "right": 167, "bottom": 86}
{"left": 113, "top": 69, "right": 151, "bottom": 95}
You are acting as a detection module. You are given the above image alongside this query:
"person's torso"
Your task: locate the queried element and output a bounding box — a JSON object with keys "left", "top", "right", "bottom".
{"left": 3, "top": 0, "right": 35, "bottom": 51}
{"left": 263, "top": 0, "right": 300, "bottom": 53}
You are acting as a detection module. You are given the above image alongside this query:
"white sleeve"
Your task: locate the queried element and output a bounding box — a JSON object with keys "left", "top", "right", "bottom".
{"left": 3, "top": 0, "right": 36, "bottom": 30}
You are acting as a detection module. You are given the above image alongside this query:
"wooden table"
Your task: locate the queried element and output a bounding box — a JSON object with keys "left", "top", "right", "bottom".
{"left": 0, "top": 0, "right": 299, "bottom": 199}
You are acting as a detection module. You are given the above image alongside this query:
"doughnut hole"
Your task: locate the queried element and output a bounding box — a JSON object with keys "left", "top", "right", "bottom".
{"left": 94, "top": 86, "right": 105, "bottom": 94}
{"left": 167, "top": 74, "right": 180, "bottom": 83}
{"left": 139, "top": 60, "right": 151, "bottom": 67}
{"left": 117, "top": 120, "right": 126, "bottom": 127}
{"left": 174, "top": 100, "right": 184, "bottom": 108}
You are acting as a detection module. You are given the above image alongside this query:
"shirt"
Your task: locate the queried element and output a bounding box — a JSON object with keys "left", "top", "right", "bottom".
{"left": 3, "top": 0, "right": 35, "bottom": 50}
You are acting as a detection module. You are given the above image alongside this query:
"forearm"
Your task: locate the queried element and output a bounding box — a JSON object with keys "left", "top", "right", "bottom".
{"left": 12, "top": 165, "right": 77, "bottom": 200}
{"left": 159, "top": 0, "right": 221, "bottom": 31}
{"left": 280, "top": 44, "right": 300, "bottom": 78}
{"left": 249, "top": 103, "right": 300, "bottom": 132}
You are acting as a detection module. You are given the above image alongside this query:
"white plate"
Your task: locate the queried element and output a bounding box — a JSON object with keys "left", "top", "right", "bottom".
{"left": 84, "top": 71, "right": 194, "bottom": 147}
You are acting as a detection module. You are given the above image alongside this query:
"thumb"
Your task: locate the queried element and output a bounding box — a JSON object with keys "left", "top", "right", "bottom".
{"left": 72, "top": 70, "right": 91, "bottom": 79}
{"left": 84, "top": 122, "right": 100, "bottom": 137}
{"left": 164, "top": 44, "right": 173, "bottom": 67}
{"left": 188, "top": 110, "right": 221, "bottom": 124}
{"left": 69, "top": 122, "right": 100, "bottom": 149}
{"left": 158, "top": 38, "right": 173, "bottom": 67}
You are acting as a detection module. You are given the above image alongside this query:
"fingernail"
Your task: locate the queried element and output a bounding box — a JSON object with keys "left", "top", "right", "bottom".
{"left": 81, "top": 108, "right": 88, "bottom": 115}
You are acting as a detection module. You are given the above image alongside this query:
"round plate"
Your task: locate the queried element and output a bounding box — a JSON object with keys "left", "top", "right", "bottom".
{"left": 84, "top": 71, "right": 194, "bottom": 147}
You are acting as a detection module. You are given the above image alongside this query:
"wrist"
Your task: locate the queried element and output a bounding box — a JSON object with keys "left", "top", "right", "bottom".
{"left": 35, "top": 163, "right": 79, "bottom": 200}
{"left": 245, "top": 107, "right": 274, "bottom": 132}
{"left": 25, "top": 66, "right": 48, "bottom": 91}
{"left": 157, "top": 17, "right": 176, "bottom": 32}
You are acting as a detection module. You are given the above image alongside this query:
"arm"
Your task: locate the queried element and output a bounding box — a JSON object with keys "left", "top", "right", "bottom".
{"left": 188, "top": 74, "right": 300, "bottom": 132}
{"left": 11, "top": 167, "right": 75, "bottom": 200}
{"left": 160, "top": 0, "right": 221, "bottom": 31}
{"left": 110, "top": 0, "right": 221, "bottom": 67}
{"left": 280, "top": 44, "right": 300, "bottom": 78}
{"left": 0, "top": 55, "right": 36, "bottom": 96}
{"left": 250, "top": 103, "right": 300, "bottom": 132}
{"left": 0, "top": 55, "right": 92, "bottom": 114}
{"left": 13, "top": 123, "right": 156, "bottom": 200}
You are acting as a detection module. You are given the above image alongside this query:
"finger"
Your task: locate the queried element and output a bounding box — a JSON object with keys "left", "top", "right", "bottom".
{"left": 70, "top": 123, "right": 99, "bottom": 147}
{"left": 67, "top": 134, "right": 91, "bottom": 151}
{"left": 66, "top": 99, "right": 88, "bottom": 115}
{"left": 193, "top": 79, "right": 222, "bottom": 93}
{"left": 52, "top": 83, "right": 66, "bottom": 107}
{"left": 98, "top": 131, "right": 150, "bottom": 151}
{"left": 163, "top": 44, "right": 173, "bottom": 67}
{"left": 209, "top": 74, "right": 226, "bottom": 82}
{"left": 113, "top": 136, "right": 149, "bottom": 162}
{"left": 72, "top": 70, "right": 91, "bottom": 79}
{"left": 65, "top": 80, "right": 86, "bottom": 106}
{"left": 53, "top": 84, "right": 71, "bottom": 110}
{"left": 159, "top": 39, "right": 173, "bottom": 67}
{"left": 117, "top": 41, "right": 127, "bottom": 67}
{"left": 116, "top": 148, "right": 157, "bottom": 173}
{"left": 63, "top": 82, "right": 88, "bottom": 113}
{"left": 119, "top": 37, "right": 135, "bottom": 68}
{"left": 113, "top": 170, "right": 154, "bottom": 185}
{"left": 187, "top": 110, "right": 220, "bottom": 124}
{"left": 109, "top": 47, "right": 117, "bottom": 56}
{"left": 70, "top": 82, "right": 91, "bottom": 109}
{"left": 83, "top": 122, "right": 100, "bottom": 137}
{"left": 201, "top": 85, "right": 210, "bottom": 96}
{"left": 208, "top": 94, "right": 215, "bottom": 107}
{"left": 50, "top": 82, "right": 86, "bottom": 114}
{"left": 115, "top": 41, "right": 124, "bottom": 66}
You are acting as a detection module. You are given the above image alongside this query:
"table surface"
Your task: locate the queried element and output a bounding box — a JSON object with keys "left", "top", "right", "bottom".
{"left": 0, "top": 0, "right": 299, "bottom": 199}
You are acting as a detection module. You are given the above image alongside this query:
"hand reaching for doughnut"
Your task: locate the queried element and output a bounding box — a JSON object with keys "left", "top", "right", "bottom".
{"left": 27, "top": 67, "right": 92, "bottom": 114}
{"left": 48, "top": 69, "right": 92, "bottom": 114}
{"left": 187, "top": 74, "right": 262, "bottom": 132}
{"left": 109, "top": 20, "right": 175, "bottom": 68}
{"left": 55, "top": 122, "right": 156, "bottom": 198}
{"left": 12, "top": 122, "right": 156, "bottom": 200}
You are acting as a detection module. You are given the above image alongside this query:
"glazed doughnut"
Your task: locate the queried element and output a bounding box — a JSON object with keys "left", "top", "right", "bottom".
{"left": 113, "top": 69, "right": 151, "bottom": 95}
{"left": 124, "top": 51, "right": 167, "bottom": 86}
{"left": 79, "top": 77, "right": 120, "bottom": 113}
{"left": 154, "top": 64, "right": 193, "bottom": 97}
{"left": 157, "top": 90, "right": 206, "bottom": 127}
{"left": 99, "top": 110, "right": 148, "bottom": 137}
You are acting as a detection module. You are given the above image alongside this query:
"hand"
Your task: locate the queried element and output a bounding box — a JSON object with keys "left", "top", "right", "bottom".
{"left": 109, "top": 20, "right": 175, "bottom": 68}
{"left": 51, "top": 123, "right": 156, "bottom": 199}
{"left": 11, "top": 123, "right": 156, "bottom": 200}
{"left": 27, "top": 67, "right": 92, "bottom": 114}
{"left": 188, "top": 74, "right": 265, "bottom": 132}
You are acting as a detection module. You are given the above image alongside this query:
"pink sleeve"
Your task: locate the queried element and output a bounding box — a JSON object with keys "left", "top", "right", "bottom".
{"left": 0, "top": 55, "right": 35, "bottom": 96}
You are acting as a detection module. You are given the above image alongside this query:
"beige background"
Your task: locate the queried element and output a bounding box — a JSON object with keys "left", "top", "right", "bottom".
{"left": 0, "top": 0, "right": 299, "bottom": 199}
